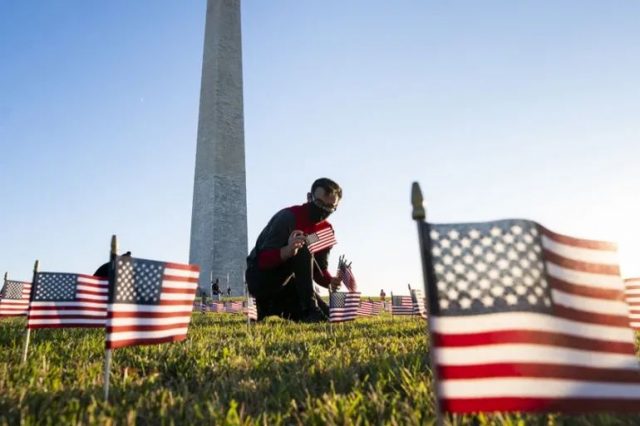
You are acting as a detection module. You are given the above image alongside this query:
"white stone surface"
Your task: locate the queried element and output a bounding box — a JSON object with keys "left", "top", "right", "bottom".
{"left": 189, "top": 0, "right": 247, "bottom": 296}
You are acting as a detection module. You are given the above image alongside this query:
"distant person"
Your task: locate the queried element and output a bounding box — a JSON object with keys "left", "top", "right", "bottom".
{"left": 245, "top": 178, "right": 344, "bottom": 323}
{"left": 211, "top": 278, "right": 220, "bottom": 297}
{"left": 380, "top": 289, "right": 386, "bottom": 301}
{"left": 94, "top": 251, "right": 131, "bottom": 278}
{"left": 226, "top": 286, "right": 232, "bottom": 297}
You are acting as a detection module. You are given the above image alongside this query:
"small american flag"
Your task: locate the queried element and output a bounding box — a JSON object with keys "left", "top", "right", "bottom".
{"left": 624, "top": 277, "right": 640, "bottom": 330}
{"left": 357, "top": 300, "right": 383, "bottom": 317}
{"left": 225, "top": 301, "right": 243, "bottom": 314}
{"left": 106, "top": 256, "right": 199, "bottom": 349}
{"left": 28, "top": 273, "right": 108, "bottom": 328}
{"left": 329, "top": 291, "right": 360, "bottom": 322}
{"left": 410, "top": 288, "right": 427, "bottom": 319}
{"left": 246, "top": 295, "right": 258, "bottom": 321}
{"left": 0, "top": 280, "right": 32, "bottom": 317}
{"left": 209, "top": 301, "right": 225, "bottom": 313}
{"left": 422, "top": 218, "right": 640, "bottom": 413}
{"left": 306, "top": 226, "right": 337, "bottom": 254}
{"left": 357, "top": 300, "right": 374, "bottom": 317}
{"left": 391, "top": 295, "right": 413, "bottom": 316}
{"left": 341, "top": 266, "right": 357, "bottom": 292}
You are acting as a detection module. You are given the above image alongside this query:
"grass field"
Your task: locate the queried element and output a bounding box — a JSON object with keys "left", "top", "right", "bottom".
{"left": 1, "top": 313, "right": 640, "bottom": 425}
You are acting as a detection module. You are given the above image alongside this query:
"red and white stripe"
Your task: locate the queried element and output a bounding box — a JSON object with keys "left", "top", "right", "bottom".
{"left": 225, "top": 301, "right": 243, "bottom": 314}
{"left": 209, "top": 301, "right": 225, "bottom": 313}
{"left": 411, "top": 289, "right": 428, "bottom": 319}
{"left": 307, "top": 226, "right": 337, "bottom": 254}
{"left": 246, "top": 296, "right": 258, "bottom": 321}
{"left": 433, "top": 226, "right": 640, "bottom": 413}
{"left": 342, "top": 266, "right": 357, "bottom": 292}
{"left": 28, "top": 274, "right": 108, "bottom": 329}
{"left": 106, "top": 262, "right": 199, "bottom": 349}
{"left": 357, "top": 301, "right": 376, "bottom": 317}
{"left": 0, "top": 282, "right": 32, "bottom": 317}
{"left": 357, "top": 301, "right": 383, "bottom": 317}
{"left": 624, "top": 277, "right": 640, "bottom": 330}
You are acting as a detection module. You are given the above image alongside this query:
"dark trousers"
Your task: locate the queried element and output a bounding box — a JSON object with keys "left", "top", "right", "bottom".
{"left": 246, "top": 248, "right": 328, "bottom": 321}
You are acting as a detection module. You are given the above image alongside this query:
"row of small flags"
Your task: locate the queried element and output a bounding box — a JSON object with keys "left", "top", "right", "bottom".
{"left": 5, "top": 270, "right": 640, "bottom": 330}
{"left": 191, "top": 293, "right": 424, "bottom": 322}
{"left": 0, "top": 257, "right": 200, "bottom": 350}
{"left": 328, "top": 291, "right": 427, "bottom": 323}
{"left": 1, "top": 275, "right": 428, "bottom": 326}
{"left": 195, "top": 300, "right": 244, "bottom": 314}
{"left": 0, "top": 237, "right": 200, "bottom": 399}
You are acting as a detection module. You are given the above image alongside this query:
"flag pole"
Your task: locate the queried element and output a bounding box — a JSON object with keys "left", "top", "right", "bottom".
{"left": 22, "top": 260, "right": 38, "bottom": 364}
{"left": 245, "top": 283, "right": 250, "bottom": 329}
{"left": 103, "top": 234, "right": 117, "bottom": 401}
{"left": 313, "top": 256, "right": 334, "bottom": 333}
{"left": 412, "top": 182, "right": 443, "bottom": 426}
{"left": 390, "top": 291, "right": 395, "bottom": 321}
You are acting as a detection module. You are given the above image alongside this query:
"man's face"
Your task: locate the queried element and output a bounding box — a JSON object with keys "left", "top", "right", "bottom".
{"left": 310, "top": 187, "right": 340, "bottom": 213}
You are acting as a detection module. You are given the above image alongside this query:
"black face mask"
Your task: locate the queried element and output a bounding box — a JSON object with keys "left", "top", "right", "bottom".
{"left": 308, "top": 202, "right": 332, "bottom": 222}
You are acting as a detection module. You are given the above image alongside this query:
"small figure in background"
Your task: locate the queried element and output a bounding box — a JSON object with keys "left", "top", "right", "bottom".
{"left": 211, "top": 277, "right": 220, "bottom": 298}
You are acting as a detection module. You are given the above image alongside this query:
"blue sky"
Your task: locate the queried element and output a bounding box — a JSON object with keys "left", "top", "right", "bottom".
{"left": 1, "top": 1, "right": 639, "bottom": 295}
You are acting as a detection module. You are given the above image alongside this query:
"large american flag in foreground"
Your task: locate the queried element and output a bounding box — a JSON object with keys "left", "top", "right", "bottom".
{"left": 391, "top": 295, "right": 413, "bottom": 316}
{"left": 306, "top": 226, "right": 337, "bottom": 254}
{"left": 0, "top": 280, "right": 32, "bottom": 317}
{"left": 624, "top": 278, "right": 640, "bottom": 330}
{"left": 106, "top": 256, "right": 199, "bottom": 349}
{"left": 410, "top": 288, "right": 427, "bottom": 319}
{"left": 329, "top": 292, "right": 360, "bottom": 322}
{"left": 28, "top": 273, "right": 108, "bottom": 328}
{"left": 422, "top": 218, "right": 640, "bottom": 413}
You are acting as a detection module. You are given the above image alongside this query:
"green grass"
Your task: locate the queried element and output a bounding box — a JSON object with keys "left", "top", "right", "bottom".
{"left": 1, "top": 314, "right": 640, "bottom": 425}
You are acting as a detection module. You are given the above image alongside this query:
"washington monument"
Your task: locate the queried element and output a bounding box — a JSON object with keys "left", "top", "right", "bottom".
{"left": 190, "top": 0, "right": 247, "bottom": 296}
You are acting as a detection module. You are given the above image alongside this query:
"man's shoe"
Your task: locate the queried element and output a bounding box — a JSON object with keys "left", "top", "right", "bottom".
{"left": 299, "top": 307, "right": 328, "bottom": 323}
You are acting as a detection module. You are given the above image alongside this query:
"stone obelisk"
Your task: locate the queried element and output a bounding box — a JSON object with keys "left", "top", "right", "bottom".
{"left": 189, "top": 0, "right": 247, "bottom": 296}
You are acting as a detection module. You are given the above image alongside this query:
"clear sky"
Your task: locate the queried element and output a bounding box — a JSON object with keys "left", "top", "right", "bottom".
{"left": 1, "top": 1, "right": 639, "bottom": 296}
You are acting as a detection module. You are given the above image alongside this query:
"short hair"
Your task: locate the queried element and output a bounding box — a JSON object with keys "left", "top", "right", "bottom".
{"left": 311, "top": 178, "right": 342, "bottom": 199}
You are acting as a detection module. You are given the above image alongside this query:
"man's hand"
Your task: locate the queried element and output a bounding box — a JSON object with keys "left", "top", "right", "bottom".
{"left": 330, "top": 269, "right": 343, "bottom": 291}
{"left": 280, "top": 230, "right": 306, "bottom": 260}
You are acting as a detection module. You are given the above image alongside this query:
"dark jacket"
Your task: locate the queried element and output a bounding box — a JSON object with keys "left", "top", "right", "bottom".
{"left": 246, "top": 203, "right": 334, "bottom": 287}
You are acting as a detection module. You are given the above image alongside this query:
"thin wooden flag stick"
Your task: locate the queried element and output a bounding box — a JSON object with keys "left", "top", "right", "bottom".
{"left": 22, "top": 260, "right": 38, "bottom": 364}
{"left": 22, "top": 329, "right": 31, "bottom": 365}
{"left": 412, "top": 182, "right": 443, "bottom": 426}
{"left": 245, "top": 284, "right": 251, "bottom": 330}
{"left": 390, "top": 292, "right": 395, "bottom": 321}
{"left": 314, "top": 257, "right": 335, "bottom": 334}
{"left": 103, "top": 234, "right": 117, "bottom": 401}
